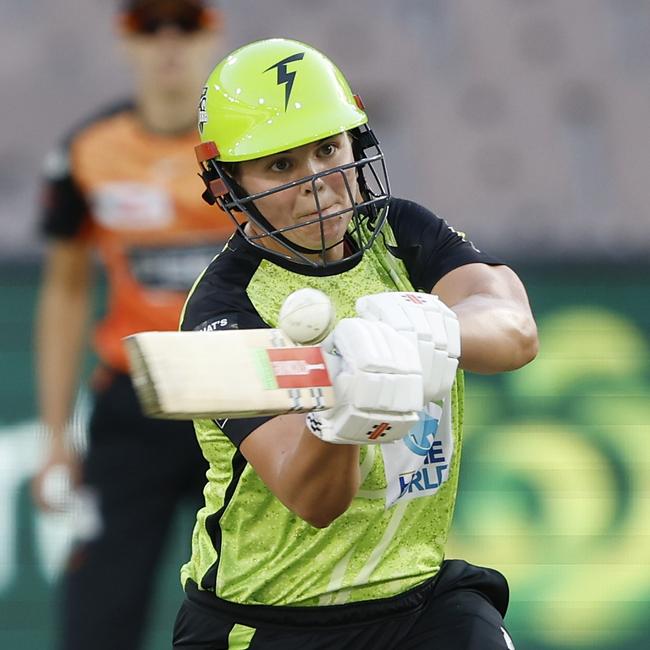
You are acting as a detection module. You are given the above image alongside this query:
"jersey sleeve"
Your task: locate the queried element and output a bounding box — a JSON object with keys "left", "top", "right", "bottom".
{"left": 39, "top": 144, "right": 90, "bottom": 240}
{"left": 387, "top": 198, "right": 503, "bottom": 292}
{"left": 180, "top": 269, "right": 274, "bottom": 447}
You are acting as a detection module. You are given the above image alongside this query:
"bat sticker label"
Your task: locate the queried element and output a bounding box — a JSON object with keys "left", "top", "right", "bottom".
{"left": 266, "top": 347, "right": 332, "bottom": 388}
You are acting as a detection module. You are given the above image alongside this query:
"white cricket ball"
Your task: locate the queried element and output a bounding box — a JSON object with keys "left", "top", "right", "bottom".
{"left": 279, "top": 288, "right": 336, "bottom": 345}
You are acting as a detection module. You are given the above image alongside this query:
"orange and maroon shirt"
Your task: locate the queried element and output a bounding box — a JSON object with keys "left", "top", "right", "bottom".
{"left": 41, "top": 101, "right": 233, "bottom": 373}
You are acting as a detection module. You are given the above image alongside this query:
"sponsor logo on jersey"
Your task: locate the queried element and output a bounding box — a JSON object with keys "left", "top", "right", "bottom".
{"left": 382, "top": 402, "right": 453, "bottom": 507}
{"left": 128, "top": 243, "right": 217, "bottom": 292}
{"left": 397, "top": 439, "right": 449, "bottom": 497}
{"left": 92, "top": 182, "right": 173, "bottom": 229}
{"left": 404, "top": 411, "right": 440, "bottom": 456}
{"left": 198, "top": 315, "right": 238, "bottom": 332}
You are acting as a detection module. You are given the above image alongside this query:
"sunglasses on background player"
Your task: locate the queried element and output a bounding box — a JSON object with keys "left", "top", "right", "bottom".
{"left": 120, "top": 3, "right": 218, "bottom": 35}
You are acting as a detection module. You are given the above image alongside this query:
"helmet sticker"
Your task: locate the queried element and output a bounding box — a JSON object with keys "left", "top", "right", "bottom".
{"left": 264, "top": 52, "right": 305, "bottom": 110}
{"left": 198, "top": 85, "right": 208, "bottom": 134}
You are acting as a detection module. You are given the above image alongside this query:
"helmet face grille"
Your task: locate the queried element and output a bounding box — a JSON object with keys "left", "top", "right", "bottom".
{"left": 200, "top": 126, "right": 391, "bottom": 270}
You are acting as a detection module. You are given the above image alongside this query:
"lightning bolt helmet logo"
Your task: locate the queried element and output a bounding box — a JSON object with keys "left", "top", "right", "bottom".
{"left": 264, "top": 52, "right": 305, "bottom": 110}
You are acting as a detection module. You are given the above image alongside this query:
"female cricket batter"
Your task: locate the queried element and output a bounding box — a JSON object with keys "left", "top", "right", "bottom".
{"left": 174, "top": 38, "right": 537, "bottom": 649}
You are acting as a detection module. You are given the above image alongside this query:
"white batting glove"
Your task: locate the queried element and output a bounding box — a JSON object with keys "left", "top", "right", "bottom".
{"left": 356, "top": 292, "right": 461, "bottom": 403}
{"left": 306, "top": 318, "right": 422, "bottom": 445}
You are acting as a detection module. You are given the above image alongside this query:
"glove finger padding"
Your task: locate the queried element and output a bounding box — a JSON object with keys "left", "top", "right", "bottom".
{"left": 310, "top": 318, "right": 424, "bottom": 445}
{"left": 323, "top": 318, "right": 421, "bottom": 375}
{"left": 356, "top": 292, "right": 461, "bottom": 402}
{"left": 323, "top": 318, "right": 423, "bottom": 412}
{"left": 418, "top": 343, "right": 459, "bottom": 402}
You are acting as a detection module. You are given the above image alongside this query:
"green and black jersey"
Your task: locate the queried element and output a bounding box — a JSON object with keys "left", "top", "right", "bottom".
{"left": 179, "top": 198, "right": 501, "bottom": 612}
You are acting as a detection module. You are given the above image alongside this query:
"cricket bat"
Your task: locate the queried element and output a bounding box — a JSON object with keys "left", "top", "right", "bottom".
{"left": 124, "top": 329, "right": 335, "bottom": 419}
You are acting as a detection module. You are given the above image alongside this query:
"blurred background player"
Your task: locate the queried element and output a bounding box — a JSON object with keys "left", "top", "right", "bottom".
{"left": 31, "top": 2, "right": 228, "bottom": 649}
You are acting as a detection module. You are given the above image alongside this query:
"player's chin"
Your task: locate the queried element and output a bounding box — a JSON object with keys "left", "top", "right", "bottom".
{"left": 299, "top": 217, "right": 348, "bottom": 249}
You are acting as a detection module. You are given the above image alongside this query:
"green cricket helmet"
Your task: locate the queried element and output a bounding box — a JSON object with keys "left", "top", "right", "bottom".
{"left": 195, "top": 38, "right": 391, "bottom": 271}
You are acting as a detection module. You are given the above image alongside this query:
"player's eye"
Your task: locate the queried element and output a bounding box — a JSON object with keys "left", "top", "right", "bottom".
{"left": 269, "top": 158, "right": 291, "bottom": 173}
{"left": 319, "top": 142, "right": 338, "bottom": 157}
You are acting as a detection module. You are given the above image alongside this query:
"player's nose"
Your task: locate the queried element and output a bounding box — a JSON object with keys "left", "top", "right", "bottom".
{"left": 300, "top": 167, "right": 326, "bottom": 195}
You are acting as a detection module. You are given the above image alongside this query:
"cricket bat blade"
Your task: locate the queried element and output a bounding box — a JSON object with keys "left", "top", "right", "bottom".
{"left": 124, "top": 330, "right": 335, "bottom": 419}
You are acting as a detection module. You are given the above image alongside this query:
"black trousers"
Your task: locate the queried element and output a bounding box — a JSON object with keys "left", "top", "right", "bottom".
{"left": 58, "top": 372, "right": 208, "bottom": 650}
{"left": 173, "top": 560, "right": 515, "bottom": 650}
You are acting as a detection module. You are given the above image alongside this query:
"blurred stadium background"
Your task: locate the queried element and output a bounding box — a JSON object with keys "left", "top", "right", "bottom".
{"left": 0, "top": 0, "right": 648, "bottom": 648}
